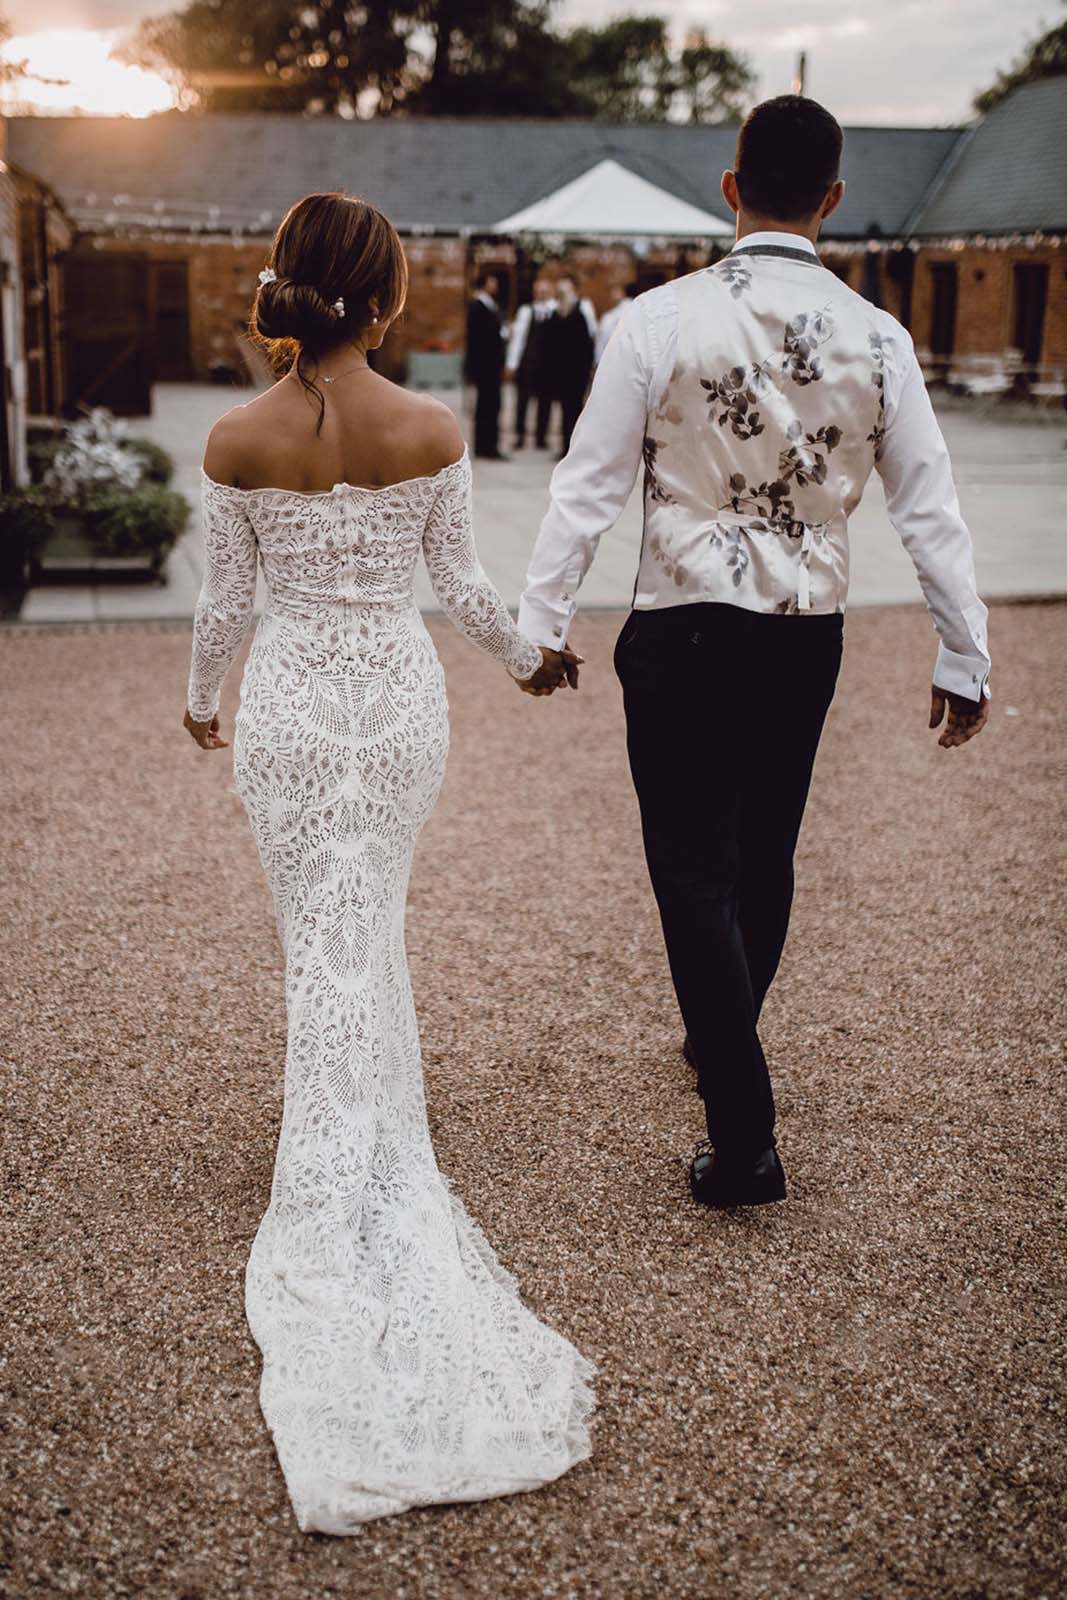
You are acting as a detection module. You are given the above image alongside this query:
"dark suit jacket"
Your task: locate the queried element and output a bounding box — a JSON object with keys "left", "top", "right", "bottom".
{"left": 465, "top": 296, "right": 504, "bottom": 385}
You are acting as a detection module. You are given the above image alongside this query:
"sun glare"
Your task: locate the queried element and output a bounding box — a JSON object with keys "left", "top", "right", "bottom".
{"left": 1, "top": 29, "right": 176, "bottom": 117}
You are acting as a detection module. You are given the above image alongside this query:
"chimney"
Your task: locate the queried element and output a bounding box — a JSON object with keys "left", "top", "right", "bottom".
{"left": 792, "top": 51, "right": 807, "bottom": 95}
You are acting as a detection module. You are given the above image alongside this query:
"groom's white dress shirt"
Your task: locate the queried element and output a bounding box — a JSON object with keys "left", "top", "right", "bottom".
{"left": 518, "top": 231, "right": 991, "bottom": 702}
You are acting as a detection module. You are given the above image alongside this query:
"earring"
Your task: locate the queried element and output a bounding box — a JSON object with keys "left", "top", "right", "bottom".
{"left": 371, "top": 314, "right": 379, "bottom": 324}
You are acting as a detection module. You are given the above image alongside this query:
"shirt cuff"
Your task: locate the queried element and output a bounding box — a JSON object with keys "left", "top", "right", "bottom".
{"left": 517, "top": 592, "right": 576, "bottom": 649}
{"left": 933, "top": 642, "right": 991, "bottom": 702}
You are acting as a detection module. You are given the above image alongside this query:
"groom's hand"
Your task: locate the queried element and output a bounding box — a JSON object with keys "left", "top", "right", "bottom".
{"left": 517, "top": 646, "right": 583, "bottom": 696}
{"left": 929, "top": 685, "right": 989, "bottom": 749}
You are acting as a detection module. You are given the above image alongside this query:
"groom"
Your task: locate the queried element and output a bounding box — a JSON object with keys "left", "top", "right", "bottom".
{"left": 517, "top": 95, "right": 991, "bottom": 1208}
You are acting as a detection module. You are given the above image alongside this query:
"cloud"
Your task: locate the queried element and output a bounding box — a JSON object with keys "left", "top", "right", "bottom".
{"left": 757, "top": 21, "right": 875, "bottom": 53}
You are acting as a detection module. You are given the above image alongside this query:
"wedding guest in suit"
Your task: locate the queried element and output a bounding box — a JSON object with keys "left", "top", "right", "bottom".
{"left": 465, "top": 269, "right": 508, "bottom": 460}
{"left": 594, "top": 282, "right": 637, "bottom": 365}
{"left": 505, "top": 276, "right": 556, "bottom": 449}
{"left": 546, "top": 276, "right": 596, "bottom": 458}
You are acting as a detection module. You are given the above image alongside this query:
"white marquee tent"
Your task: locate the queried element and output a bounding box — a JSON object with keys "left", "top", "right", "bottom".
{"left": 492, "top": 157, "right": 734, "bottom": 239}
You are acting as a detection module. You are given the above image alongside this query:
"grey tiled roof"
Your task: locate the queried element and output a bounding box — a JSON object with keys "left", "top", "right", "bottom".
{"left": 7, "top": 113, "right": 963, "bottom": 241}
{"left": 911, "top": 77, "right": 1067, "bottom": 235}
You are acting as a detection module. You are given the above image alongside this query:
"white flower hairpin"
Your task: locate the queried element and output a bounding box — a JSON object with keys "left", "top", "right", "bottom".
{"left": 258, "top": 266, "right": 277, "bottom": 286}
{"left": 331, "top": 297, "right": 345, "bottom": 318}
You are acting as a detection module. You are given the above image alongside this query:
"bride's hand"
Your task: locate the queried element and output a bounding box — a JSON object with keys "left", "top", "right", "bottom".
{"left": 184, "top": 708, "right": 229, "bottom": 749}
{"left": 518, "top": 646, "right": 583, "bottom": 697}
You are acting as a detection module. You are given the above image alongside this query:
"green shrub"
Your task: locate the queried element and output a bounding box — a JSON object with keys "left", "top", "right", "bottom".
{"left": 27, "top": 439, "right": 63, "bottom": 484}
{"left": 0, "top": 487, "right": 56, "bottom": 582}
{"left": 0, "top": 486, "right": 57, "bottom": 550}
{"left": 84, "top": 483, "right": 190, "bottom": 566}
{"left": 124, "top": 437, "right": 175, "bottom": 484}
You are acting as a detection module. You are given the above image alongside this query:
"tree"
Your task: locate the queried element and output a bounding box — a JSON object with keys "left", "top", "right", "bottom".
{"left": 124, "top": 0, "right": 753, "bottom": 122}
{"left": 559, "top": 18, "right": 752, "bottom": 124}
{"left": 672, "top": 30, "right": 754, "bottom": 125}
{"left": 408, "top": 0, "right": 577, "bottom": 116}
{"left": 126, "top": 0, "right": 421, "bottom": 115}
{"left": 563, "top": 17, "right": 675, "bottom": 121}
{"left": 974, "top": 14, "right": 1067, "bottom": 114}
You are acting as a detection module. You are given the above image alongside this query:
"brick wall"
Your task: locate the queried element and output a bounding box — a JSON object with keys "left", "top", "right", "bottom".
{"left": 67, "top": 230, "right": 1067, "bottom": 386}
{"left": 75, "top": 231, "right": 669, "bottom": 382}
{"left": 910, "top": 243, "right": 1066, "bottom": 364}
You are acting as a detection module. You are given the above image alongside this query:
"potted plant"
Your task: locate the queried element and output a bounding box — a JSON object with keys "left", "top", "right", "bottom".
{"left": 84, "top": 482, "right": 189, "bottom": 577}
{"left": 27, "top": 409, "right": 189, "bottom": 582}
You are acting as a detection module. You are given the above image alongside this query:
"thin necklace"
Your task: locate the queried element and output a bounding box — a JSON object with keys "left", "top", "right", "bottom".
{"left": 318, "top": 362, "right": 372, "bottom": 386}
{"left": 288, "top": 360, "right": 371, "bottom": 388}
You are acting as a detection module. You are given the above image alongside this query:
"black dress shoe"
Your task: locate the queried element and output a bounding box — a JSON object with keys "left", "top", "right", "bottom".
{"left": 690, "top": 1140, "right": 786, "bottom": 1209}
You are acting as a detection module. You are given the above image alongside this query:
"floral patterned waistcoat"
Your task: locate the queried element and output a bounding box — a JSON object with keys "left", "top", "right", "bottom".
{"left": 639, "top": 249, "right": 888, "bottom": 616}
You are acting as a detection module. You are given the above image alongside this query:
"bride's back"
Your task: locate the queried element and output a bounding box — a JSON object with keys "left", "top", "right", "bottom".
{"left": 210, "top": 366, "right": 460, "bottom": 497}
{"left": 204, "top": 188, "right": 462, "bottom": 496}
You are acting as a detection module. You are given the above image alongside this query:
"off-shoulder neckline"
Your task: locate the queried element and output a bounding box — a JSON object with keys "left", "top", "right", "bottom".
{"left": 200, "top": 444, "right": 469, "bottom": 499}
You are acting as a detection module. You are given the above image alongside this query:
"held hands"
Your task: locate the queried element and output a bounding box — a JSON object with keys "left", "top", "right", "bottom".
{"left": 183, "top": 708, "right": 229, "bottom": 750}
{"left": 517, "top": 645, "right": 584, "bottom": 697}
{"left": 929, "top": 685, "right": 989, "bottom": 749}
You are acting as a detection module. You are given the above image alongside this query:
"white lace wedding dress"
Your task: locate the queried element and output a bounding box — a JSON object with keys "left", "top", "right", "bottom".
{"left": 186, "top": 446, "right": 595, "bottom": 1535}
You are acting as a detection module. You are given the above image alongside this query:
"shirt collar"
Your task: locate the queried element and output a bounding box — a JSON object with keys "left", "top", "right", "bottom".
{"left": 476, "top": 290, "right": 497, "bottom": 309}
{"left": 729, "top": 231, "right": 820, "bottom": 266}
{"left": 731, "top": 230, "right": 818, "bottom": 255}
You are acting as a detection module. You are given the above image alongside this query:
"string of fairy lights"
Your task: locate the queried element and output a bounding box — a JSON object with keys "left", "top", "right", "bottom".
{"left": 71, "top": 190, "right": 1065, "bottom": 255}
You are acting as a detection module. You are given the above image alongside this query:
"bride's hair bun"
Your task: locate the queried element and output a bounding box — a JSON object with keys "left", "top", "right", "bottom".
{"left": 251, "top": 191, "right": 407, "bottom": 357}
{"left": 253, "top": 276, "right": 341, "bottom": 345}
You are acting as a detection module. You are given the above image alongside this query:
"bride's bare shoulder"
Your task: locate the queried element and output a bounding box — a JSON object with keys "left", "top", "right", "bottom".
{"left": 202, "top": 399, "right": 267, "bottom": 487}
{"left": 401, "top": 392, "right": 466, "bottom": 477}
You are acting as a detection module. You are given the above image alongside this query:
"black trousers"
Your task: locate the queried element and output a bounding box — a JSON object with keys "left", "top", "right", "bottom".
{"left": 473, "top": 375, "right": 502, "bottom": 457}
{"left": 514, "top": 381, "right": 550, "bottom": 446}
{"left": 614, "top": 601, "right": 844, "bottom": 1157}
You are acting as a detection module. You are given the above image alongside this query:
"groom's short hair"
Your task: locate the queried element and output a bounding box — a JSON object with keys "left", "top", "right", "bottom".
{"left": 734, "top": 95, "right": 843, "bottom": 220}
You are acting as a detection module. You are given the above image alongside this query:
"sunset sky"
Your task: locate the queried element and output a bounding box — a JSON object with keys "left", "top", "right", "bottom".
{"left": 0, "top": 0, "right": 1055, "bottom": 123}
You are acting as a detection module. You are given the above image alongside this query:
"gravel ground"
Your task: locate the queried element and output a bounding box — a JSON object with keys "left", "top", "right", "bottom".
{"left": 2, "top": 602, "right": 1064, "bottom": 1600}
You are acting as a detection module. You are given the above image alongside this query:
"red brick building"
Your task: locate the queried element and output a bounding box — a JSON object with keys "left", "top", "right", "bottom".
{"left": 6, "top": 78, "right": 1065, "bottom": 414}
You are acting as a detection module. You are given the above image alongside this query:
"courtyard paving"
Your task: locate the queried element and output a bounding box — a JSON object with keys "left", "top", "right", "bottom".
{"left": 2, "top": 598, "right": 1063, "bottom": 1598}
{"left": 15, "top": 381, "right": 1067, "bottom": 624}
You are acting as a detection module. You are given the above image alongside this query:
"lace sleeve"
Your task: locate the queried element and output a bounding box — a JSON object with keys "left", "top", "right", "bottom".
{"left": 186, "top": 473, "right": 260, "bottom": 720}
{"left": 422, "top": 451, "right": 543, "bottom": 680}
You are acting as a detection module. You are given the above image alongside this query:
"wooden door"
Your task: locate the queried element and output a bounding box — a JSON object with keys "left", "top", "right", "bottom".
{"left": 1012, "top": 263, "right": 1048, "bottom": 371}
{"left": 149, "top": 259, "right": 192, "bottom": 381}
{"left": 64, "top": 251, "right": 152, "bottom": 416}
{"left": 929, "top": 263, "right": 958, "bottom": 358}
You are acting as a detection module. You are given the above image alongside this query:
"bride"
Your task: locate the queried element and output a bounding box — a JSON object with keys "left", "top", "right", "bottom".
{"left": 183, "top": 191, "right": 592, "bottom": 1535}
